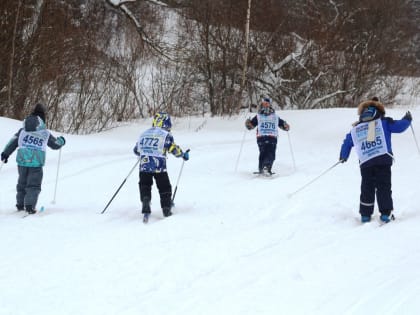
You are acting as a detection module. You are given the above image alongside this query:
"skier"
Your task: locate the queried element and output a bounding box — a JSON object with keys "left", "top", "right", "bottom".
{"left": 1, "top": 103, "right": 66, "bottom": 214}
{"left": 245, "top": 97, "right": 290, "bottom": 175}
{"left": 133, "top": 111, "right": 189, "bottom": 222}
{"left": 339, "top": 98, "right": 412, "bottom": 223}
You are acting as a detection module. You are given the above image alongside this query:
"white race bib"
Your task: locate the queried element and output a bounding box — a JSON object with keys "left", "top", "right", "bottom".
{"left": 18, "top": 130, "right": 50, "bottom": 152}
{"left": 257, "top": 114, "right": 278, "bottom": 137}
{"left": 137, "top": 127, "right": 168, "bottom": 158}
{"left": 351, "top": 119, "right": 388, "bottom": 164}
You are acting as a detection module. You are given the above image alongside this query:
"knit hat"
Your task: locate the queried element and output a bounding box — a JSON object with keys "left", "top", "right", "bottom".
{"left": 261, "top": 97, "right": 271, "bottom": 107}
{"left": 32, "top": 103, "right": 46, "bottom": 122}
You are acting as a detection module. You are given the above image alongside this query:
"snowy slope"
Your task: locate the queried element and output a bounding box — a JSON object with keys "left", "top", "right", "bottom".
{"left": 1, "top": 107, "right": 420, "bottom": 315}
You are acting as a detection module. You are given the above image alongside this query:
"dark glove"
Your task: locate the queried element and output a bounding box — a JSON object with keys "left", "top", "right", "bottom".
{"left": 57, "top": 136, "right": 66, "bottom": 146}
{"left": 245, "top": 119, "right": 254, "bottom": 130}
{"left": 1, "top": 152, "right": 8, "bottom": 163}
{"left": 182, "top": 150, "right": 189, "bottom": 161}
{"left": 339, "top": 157, "right": 347, "bottom": 163}
{"left": 402, "top": 111, "right": 412, "bottom": 121}
{"left": 282, "top": 122, "right": 290, "bottom": 131}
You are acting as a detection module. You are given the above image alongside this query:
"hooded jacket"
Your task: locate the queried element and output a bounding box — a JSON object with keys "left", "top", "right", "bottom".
{"left": 2, "top": 114, "right": 64, "bottom": 167}
{"left": 340, "top": 100, "right": 411, "bottom": 167}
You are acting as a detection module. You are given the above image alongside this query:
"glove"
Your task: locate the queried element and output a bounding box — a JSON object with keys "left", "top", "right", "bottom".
{"left": 282, "top": 122, "right": 290, "bottom": 131}
{"left": 402, "top": 111, "right": 412, "bottom": 121}
{"left": 339, "top": 157, "right": 347, "bottom": 163}
{"left": 1, "top": 152, "right": 8, "bottom": 163}
{"left": 245, "top": 119, "right": 254, "bottom": 130}
{"left": 57, "top": 136, "right": 66, "bottom": 146}
{"left": 182, "top": 151, "right": 189, "bottom": 161}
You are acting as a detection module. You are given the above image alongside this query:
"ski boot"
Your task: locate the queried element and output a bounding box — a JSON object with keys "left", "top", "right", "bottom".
{"left": 380, "top": 213, "right": 394, "bottom": 223}
{"left": 25, "top": 205, "right": 36, "bottom": 215}
{"left": 143, "top": 213, "right": 150, "bottom": 224}
{"left": 142, "top": 197, "right": 151, "bottom": 223}
{"left": 16, "top": 204, "right": 25, "bottom": 212}
{"left": 162, "top": 207, "right": 172, "bottom": 217}
{"left": 361, "top": 215, "right": 371, "bottom": 223}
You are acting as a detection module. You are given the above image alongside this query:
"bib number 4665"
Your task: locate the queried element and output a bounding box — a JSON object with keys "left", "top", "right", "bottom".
{"left": 361, "top": 136, "right": 382, "bottom": 151}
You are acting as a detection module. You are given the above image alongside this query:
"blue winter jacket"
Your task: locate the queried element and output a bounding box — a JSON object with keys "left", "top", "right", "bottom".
{"left": 133, "top": 126, "right": 184, "bottom": 173}
{"left": 340, "top": 117, "right": 411, "bottom": 168}
{"left": 2, "top": 115, "right": 64, "bottom": 167}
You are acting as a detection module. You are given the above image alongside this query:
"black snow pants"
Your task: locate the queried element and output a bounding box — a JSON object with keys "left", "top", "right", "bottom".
{"left": 257, "top": 136, "right": 277, "bottom": 171}
{"left": 139, "top": 172, "right": 172, "bottom": 212}
{"left": 359, "top": 164, "right": 393, "bottom": 217}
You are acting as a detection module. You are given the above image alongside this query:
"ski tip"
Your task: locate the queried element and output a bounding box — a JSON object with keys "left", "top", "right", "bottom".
{"left": 39, "top": 206, "right": 45, "bottom": 213}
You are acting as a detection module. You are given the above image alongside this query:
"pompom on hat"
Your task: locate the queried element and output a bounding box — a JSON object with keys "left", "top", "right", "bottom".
{"left": 32, "top": 103, "right": 46, "bottom": 122}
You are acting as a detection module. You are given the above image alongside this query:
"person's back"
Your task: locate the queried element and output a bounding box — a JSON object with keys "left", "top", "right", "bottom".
{"left": 133, "top": 112, "right": 189, "bottom": 222}
{"left": 137, "top": 126, "right": 174, "bottom": 173}
{"left": 1, "top": 103, "right": 65, "bottom": 214}
{"left": 339, "top": 98, "right": 411, "bottom": 223}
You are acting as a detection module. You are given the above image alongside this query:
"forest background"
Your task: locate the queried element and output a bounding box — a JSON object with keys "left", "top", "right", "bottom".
{"left": 1, "top": 0, "right": 420, "bottom": 134}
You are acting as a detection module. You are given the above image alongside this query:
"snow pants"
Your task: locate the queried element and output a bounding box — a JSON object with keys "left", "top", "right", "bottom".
{"left": 139, "top": 172, "right": 172, "bottom": 212}
{"left": 16, "top": 166, "right": 43, "bottom": 208}
{"left": 257, "top": 136, "right": 277, "bottom": 171}
{"left": 359, "top": 164, "right": 393, "bottom": 217}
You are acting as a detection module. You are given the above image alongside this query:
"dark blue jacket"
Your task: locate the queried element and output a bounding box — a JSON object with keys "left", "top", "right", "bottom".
{"left": 340, "top": 117, "right": 411, "bottom": 168}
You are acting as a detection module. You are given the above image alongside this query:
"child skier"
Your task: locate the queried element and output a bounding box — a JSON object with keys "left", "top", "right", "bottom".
{"left": 339, "top": 98, "right": 412, "bottom": 223}
{"left": 133, "top": 111, "right": 189, "bottom": 222}
{"left": 245, "top": 97, "right": 290, "bottom": 175}
{"left": 1, "top": 103, "right": 66, "bottom": 214}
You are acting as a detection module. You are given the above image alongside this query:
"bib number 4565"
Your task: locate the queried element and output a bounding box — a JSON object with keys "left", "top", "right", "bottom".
{"left": 23, "top": 135, "right": 43, "bottom": 147}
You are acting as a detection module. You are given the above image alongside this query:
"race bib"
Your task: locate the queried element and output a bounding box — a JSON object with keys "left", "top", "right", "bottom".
{"left": 18, "top": 130, "right": 50, "bottom": 151}
{"left": 351, "top": 119, "right": 388, "bottom": 164}
{"left": 137, "top": 128, "right": 168, "bottom": 158}
{"left": 257, "top": 114, "right": 278, "bottom": 137}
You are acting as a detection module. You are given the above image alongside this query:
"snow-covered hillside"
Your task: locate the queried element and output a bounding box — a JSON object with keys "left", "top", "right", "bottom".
{"left": 1, "top": 107, "right": 420, "bottom": 315}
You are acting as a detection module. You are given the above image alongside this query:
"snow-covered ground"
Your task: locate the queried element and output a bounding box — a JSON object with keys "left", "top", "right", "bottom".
{"left": 1, "top": 106, "right": 420, "bottom": 315}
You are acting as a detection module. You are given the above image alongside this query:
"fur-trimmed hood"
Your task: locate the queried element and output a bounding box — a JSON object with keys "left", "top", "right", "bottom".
{"left": 357, "top": 100, "right": 385, "bottom": 116}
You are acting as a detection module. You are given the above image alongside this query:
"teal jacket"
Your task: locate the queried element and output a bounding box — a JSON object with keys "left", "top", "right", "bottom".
{"left": 2, "top": 115, "right": 64, "bottom": 167}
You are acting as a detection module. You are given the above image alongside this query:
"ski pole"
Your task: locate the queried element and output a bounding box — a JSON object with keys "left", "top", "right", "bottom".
{"left": 101, "top": 159, "right": 140, "bottom": 214}
{"left": 0, "top": 162, "right": 3, "bottom": 173}
{"left": 288, "top": 161, "right": 341, "bottom": 198}
{"left": 410, "top": 124, "right": 420, "bottom": 155}
{"left": 234, "top": 129, "right": 247, "bottom": 172}
{"left": 171, "top": 149, "right": 190, "bottom": 205}
{"left": 51, "top": 148, "right": 62, "bottom": 204}
{"left": 287, "top": 131, "right": 296, "bottom": 171}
